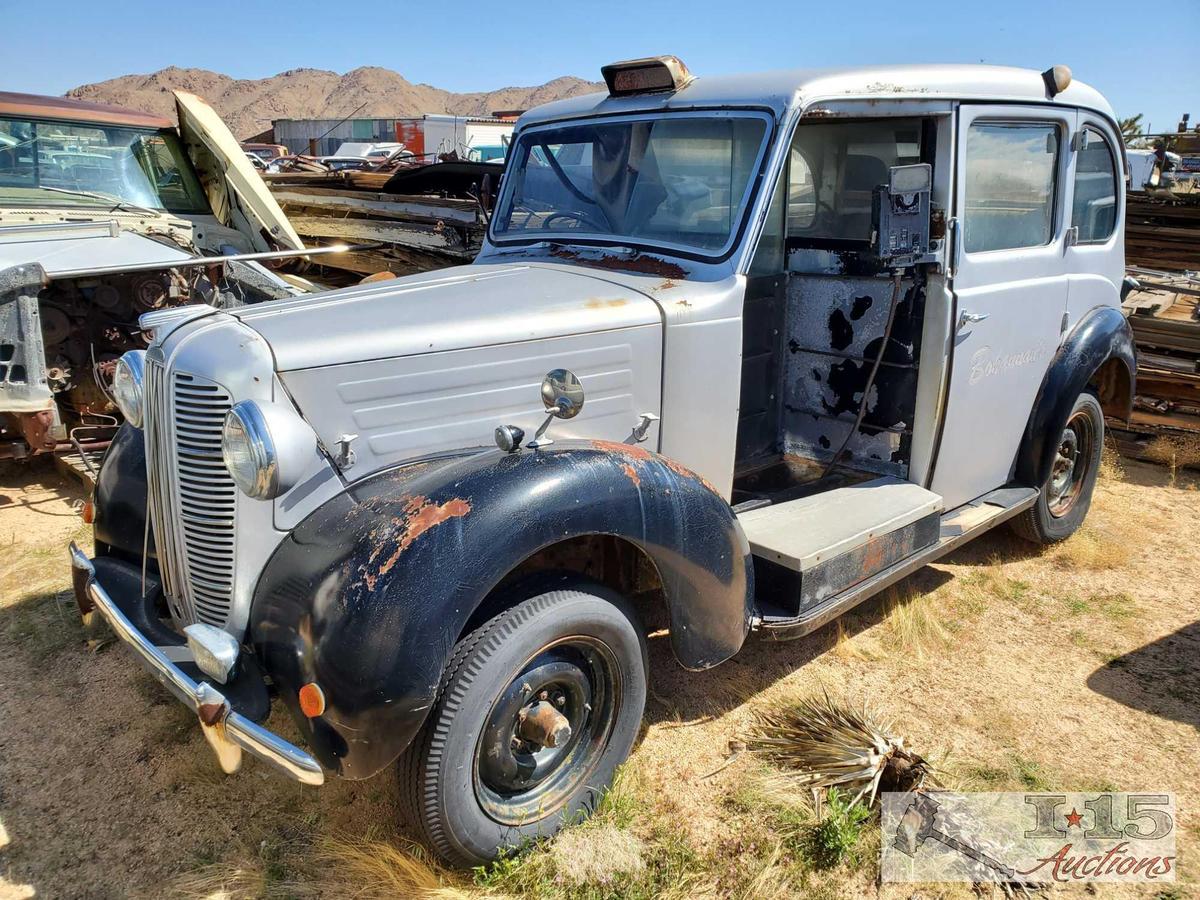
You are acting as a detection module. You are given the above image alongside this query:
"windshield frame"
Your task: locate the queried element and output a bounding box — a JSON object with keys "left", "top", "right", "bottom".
{"left": 488, "top": 107, "right": 778, "bottom": 263}
{"left": 0, "top": 114, "right": 211, "bottom": 215}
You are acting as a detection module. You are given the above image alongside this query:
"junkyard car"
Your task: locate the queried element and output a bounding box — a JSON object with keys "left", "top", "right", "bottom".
{"left": 0, "top": 91, "right": 303, "bottom": 459}
{"left": 71, "top": 58, "right": 1134, "bottom": 865}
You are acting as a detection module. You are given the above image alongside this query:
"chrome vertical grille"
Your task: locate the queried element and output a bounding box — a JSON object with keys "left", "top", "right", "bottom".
{"left": 144, "top": 357, "right": 238, "bottom": 629}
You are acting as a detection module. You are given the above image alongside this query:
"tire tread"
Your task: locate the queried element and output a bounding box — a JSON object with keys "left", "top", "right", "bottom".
{"left": 399, "top": 585, "right": 641, "bottom": 866}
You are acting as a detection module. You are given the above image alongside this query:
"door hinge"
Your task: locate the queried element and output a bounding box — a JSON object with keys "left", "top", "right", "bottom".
{"left": 946, "top": 216, "right": 961, "bottom": 277}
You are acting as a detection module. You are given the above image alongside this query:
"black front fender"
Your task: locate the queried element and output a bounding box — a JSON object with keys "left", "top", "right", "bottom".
{"left": 250, "top": 442, "right": 753, "bottom": 779}
{"left": 1015, "top": 305, "right": 1135, "bottom": 488}
{"left": 93, "top": 422, "right": 154, "bottom": 564}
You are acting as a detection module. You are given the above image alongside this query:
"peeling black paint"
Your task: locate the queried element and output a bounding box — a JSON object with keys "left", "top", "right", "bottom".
{"left": 849, "top": 295, "right": 873, "bottom": 320}
{"left": 1014, "top": 306, "right": 1135, "bottom": 488}
{"left": 250, "top": 443, "right": 753, "bottom": 780}
{"left": 827, "top": 309, "right": 854, "bottom": 351}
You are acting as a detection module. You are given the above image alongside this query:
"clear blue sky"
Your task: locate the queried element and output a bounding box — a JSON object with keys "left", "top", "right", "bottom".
{"left": 4, "top": 0, "right": 1196, "bottom": 134}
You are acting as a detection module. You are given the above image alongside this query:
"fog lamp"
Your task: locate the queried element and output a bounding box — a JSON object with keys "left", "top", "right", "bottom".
{"left": 184, "top": 623, "right": 240, "bottom": 684}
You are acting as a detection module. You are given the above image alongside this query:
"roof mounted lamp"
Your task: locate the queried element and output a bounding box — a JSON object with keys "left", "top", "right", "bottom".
{"left": 1041, "top": 65, "right": 1072, "bottom": 98}
{"left": 601, "top": 56, "right": 694, "bottom": 97}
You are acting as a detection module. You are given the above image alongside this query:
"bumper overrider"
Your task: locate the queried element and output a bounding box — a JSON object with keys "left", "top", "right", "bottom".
{"left": 69, "top": 542, "right": 324, "bottom": 786}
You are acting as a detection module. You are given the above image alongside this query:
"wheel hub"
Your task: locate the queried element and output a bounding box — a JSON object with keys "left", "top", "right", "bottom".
{"left": 1046, "top": 411, "right": 1094, "bottom": 518}
{"left": 474, "top": 639, "right": 619, "bottom": 825}
{"left": 517, "top": 700, "right": 573, "bottom": 748}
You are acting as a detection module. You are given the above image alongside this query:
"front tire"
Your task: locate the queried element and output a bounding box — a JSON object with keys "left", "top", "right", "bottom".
{"left": 1011, "top": 391, "right": 1104, "bottom": 544}
{"left": 398, "top": 578, "right": 648, "bottom": 867}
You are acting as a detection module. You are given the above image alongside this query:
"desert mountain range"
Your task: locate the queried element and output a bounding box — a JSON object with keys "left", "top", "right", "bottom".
{"left": 66, "top": 66, "right": 604, "bottom": 139}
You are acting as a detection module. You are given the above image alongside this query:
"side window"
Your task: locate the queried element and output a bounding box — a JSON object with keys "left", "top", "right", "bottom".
{"left": 786, "top": 119, "right": 923, "bottom": 243}
{"left": 1072, "top": 127, "right": 1118, "bottom": 243}
{"left": 963, "top": 122, "right": 1059, "bottom": 253}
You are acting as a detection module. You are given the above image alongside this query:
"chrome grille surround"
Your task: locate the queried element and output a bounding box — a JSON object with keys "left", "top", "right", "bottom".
{"left": 144, "top": 352, "right": 238, "bottom": 629}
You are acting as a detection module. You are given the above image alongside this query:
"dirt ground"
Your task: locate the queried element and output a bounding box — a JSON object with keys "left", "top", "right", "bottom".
{"left": 0, "top": 455, "right": 1196, "bottom": 899}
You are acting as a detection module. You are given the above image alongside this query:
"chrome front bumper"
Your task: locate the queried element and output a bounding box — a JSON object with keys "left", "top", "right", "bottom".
{"left": 69, "top": 542, "right": 324, "bottom": 786}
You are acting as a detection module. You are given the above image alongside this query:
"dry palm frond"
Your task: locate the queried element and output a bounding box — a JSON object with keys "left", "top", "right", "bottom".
{"left": 748, "top": 691, "right": 931, "bottom": 809}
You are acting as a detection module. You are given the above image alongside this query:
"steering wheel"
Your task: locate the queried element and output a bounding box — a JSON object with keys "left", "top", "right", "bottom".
{"left": 542, "top": 209, "right": 607, "bottom": 232}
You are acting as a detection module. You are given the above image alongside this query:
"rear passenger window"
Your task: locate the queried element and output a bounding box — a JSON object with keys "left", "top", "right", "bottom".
{"left": 1072, "top": 128, "right": 1118, "bottom": 243}
{"left": 964, "top": 122, "right": 1059, "bottom": 253}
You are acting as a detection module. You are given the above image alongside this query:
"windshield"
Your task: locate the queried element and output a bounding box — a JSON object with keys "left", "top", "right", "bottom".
{"left": 0, "top": 116, "right": 210, "bottom": 214}
{"left": 492, "top": 112, "right": 771, "bottom": 257}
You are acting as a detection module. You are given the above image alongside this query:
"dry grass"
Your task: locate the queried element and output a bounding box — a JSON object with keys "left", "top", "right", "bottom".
{"left": 830, "top": 617, "right": 873, "bottom": 661}
{"left": 169, "top": 864, "right": 277, "bottom": 900}
{"left": 3, "top": 458, "right": 1199, "bottom": 899}
{"left": 1047, "top": 522, "right": 1132, "bottom": 571}
{"left": 1143, "top": 433, "right": 1200, "bottom": 474}
{"left": 316, "top": 835, "right": 469, "bottom": 899}
{"left": 881, "top": 585, "right": 951, "bottom": 659}
{"left": 551, "top": 824, "right": 646, "bottom": 887}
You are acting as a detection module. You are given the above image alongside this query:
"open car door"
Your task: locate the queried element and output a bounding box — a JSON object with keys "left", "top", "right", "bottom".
{"left": 173, "top": 91, "right": 303, "bottom": 252}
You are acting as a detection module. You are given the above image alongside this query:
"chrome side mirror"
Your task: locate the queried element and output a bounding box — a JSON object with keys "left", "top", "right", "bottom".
{"left": 541, "top": 369, "right": 584, "bottom": 419}
{"left": 495, "top": 370, "right": 586, "bottom": 453}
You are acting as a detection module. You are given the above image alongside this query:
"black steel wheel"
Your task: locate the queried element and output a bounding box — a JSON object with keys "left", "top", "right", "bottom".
{"left": 398, "top": 577, "right": 647, "bottom": 867}
{"left": 1011, "top": 391, "right": 1104, "bottom": 544}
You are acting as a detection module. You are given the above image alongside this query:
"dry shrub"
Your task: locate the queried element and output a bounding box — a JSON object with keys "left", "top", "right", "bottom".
{"left": 316, "top": 835, "right": 468, "bottom": 900}
{"left": 831, "top": 617, "right": 874, "bottom": 661}
{"left": 882, "top": 586, "right": 950, "bottom": 659}
{"left": 169, "top": 864, "right": 273, "bottom": 899}
{"left": 1049, "top": 524, "right": 1132, "bottom": 571}
{"left": 750, "top": 692, "right": 931, "bottom": 808}
{"left": 1098, "top": 440, "right": 1126, "bottom": 483}
{"left": 733, "top": 841, "right": 793, "bottom": 900}
{"left": 552, "top": 822, "right": 646, "bottom": 887}
{"left": 1144, "top": 434, "right": 1200, "bottom": 470}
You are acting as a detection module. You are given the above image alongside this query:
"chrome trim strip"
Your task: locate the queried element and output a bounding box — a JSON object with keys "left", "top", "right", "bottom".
{"left": 69, "top": 542, "right": 325, "bottom": 786}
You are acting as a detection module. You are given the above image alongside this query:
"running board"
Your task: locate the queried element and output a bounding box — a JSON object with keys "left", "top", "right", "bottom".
{"left": 757, "top": 486, "right": 1039, "bottom": 640}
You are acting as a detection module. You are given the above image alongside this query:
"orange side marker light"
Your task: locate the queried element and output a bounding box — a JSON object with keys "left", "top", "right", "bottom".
{"left": 298, "top": 682, "right": 326, "bottom": 718}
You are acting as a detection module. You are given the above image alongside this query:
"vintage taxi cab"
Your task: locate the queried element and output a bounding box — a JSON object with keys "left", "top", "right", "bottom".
{"left": 70, "top": 58, "right": 1134, "bottom": 865}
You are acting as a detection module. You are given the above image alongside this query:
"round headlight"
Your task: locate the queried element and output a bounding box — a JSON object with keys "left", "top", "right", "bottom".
{"left": 112, "top": 350, "right": 146, "bottom": 427}
{"left": 222, "top": 399, "right": 317, "bottom": 500}
{"left": 222, "top": 401, "right": 277, "bottom": 499}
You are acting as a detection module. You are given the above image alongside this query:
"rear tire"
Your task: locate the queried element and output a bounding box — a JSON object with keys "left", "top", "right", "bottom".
{"left": 398, "top": 578, "right": 648, "bottom": 867}
{"left": 1011, "top": 391, "right": 1104, "bottom": 544}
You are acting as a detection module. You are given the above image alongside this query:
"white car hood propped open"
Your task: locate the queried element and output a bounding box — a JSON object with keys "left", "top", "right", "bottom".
{"left": 174, "top": 91, "right": 303, "bottom": 253}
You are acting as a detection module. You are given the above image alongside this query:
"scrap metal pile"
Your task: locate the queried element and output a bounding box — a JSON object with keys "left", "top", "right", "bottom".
{"left": 1119, "top": 269, "right": 1200, "bottom": 448}
{"left": 264, "top": 157, "right": 500, "bottom": 283}
{"left": 1126, "top": 192, "right": 1200, "bottom": 272}
{"left": 1113, "top": 180, "right": 1200, "bottom": 459}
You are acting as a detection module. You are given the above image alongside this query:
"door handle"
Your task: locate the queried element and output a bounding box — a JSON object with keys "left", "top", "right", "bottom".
{"left": 957, "top": 311, "right": 989, "bottom": 330}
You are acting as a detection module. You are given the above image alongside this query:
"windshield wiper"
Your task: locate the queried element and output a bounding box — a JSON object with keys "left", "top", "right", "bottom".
{"left": 39, "top": 187, "right": 160, "bottom": 217}
{"left": 488, "top": 239, "right": 638, "bottom": 258}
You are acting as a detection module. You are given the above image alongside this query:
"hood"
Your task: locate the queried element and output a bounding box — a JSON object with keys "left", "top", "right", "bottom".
{"left": 0, "top": 221, "right": 192, "bottom": 275}
{"left": 174, "top": 91, "right": 303, "bottom": 253}
{"left": 232, "top": 263, "right": 662, "bottom": 371}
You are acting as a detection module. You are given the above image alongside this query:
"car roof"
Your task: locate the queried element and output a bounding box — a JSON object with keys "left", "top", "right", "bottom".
{"left": 518, "top": 64, "right": 1116, "bottom": 127}
{"left": 0, "top": 91, "right": 174, "bottom": 130}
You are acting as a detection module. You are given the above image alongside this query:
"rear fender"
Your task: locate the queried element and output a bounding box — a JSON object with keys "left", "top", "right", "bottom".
{"left": 1014, "top": 305, "right": 1135, "bottom": 488}
{"left": 250, "top": 441, "right": 753, "bottom": 779}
